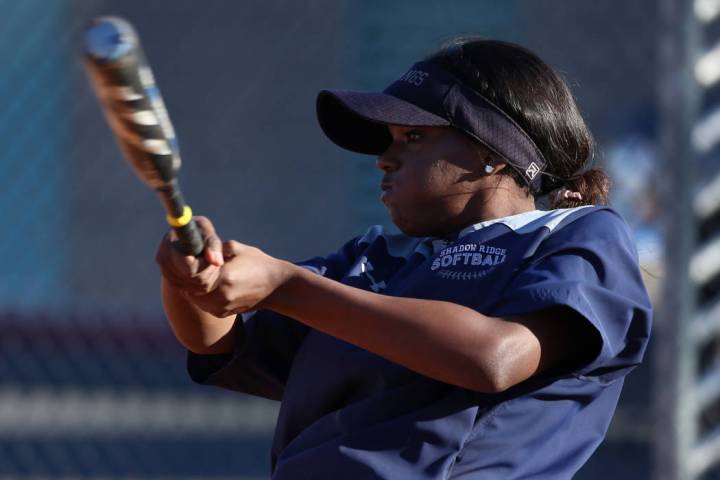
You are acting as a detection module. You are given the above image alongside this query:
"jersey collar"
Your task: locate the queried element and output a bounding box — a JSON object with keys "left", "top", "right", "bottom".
{"left": 455, "top": 206, "right": 595, "bottom": 240}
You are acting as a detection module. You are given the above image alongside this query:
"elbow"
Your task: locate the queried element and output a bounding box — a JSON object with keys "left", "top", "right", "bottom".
{"left": 465, "top": 364, "right": 515, "bottom": 394}
{"left": 448, "top": 351, "right": 511, "bottom": 393}
{"left": 480, "top": 370, "right": 516, "bottom": 394}
{"left": 466, "top": 336, "right": 531, "bottom": 394}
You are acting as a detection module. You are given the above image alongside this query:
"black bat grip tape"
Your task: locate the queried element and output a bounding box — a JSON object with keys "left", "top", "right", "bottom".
{"left": 174, "top": 220, "right": 204, "bottom": 257}
{"left": 158, "top": 184, "right": 204, "bottom": 256}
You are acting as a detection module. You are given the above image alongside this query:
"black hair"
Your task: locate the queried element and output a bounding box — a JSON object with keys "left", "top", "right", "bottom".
{"left": 425, "top": 38, "right": 610, "bottom": 208}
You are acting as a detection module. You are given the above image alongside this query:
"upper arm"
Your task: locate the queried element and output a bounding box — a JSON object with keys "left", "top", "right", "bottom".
{"left": 488, "top": 210, "right": 652, "bottom": 382}
{"left": 495, "top": 307, "right": 603, "bottom": 389}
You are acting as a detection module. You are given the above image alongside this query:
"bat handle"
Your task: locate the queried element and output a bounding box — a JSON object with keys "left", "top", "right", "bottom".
{"left": 167, "top": 208, "right": 205, "bottom": 256}
{"left": 159, "top": 183, "right": 204, "bottom": 256}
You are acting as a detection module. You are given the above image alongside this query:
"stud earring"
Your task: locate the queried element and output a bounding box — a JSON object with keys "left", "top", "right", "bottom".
{"left": 484, "top": 164, "right": 494, "bottom": 174}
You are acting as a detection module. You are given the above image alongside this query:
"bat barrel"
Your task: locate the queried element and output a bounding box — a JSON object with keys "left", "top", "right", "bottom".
{"left": 84, "top": 17, "right": 204, "bottom": 257}
{"left": 84, "top": 16, "right": 137, "bottom": 62}
{"left": 84, "top": 17, "right": 180, "bottom": 190}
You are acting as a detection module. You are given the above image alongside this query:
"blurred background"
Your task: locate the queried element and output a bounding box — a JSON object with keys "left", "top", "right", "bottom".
{"left": 0, "top": 0, "right": 707, "bottom": 478}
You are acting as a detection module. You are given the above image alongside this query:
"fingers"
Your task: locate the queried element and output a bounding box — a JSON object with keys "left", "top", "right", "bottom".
{"left": 156, "top": 216, "right": 223, "bottom": 294}
{"left": 156, "top": 232, "right": 195, "bottom": 289}
{"left": 194, "top": 216, "right": 224, "bottom": 266}
{"left": 179, "top": 240, "right": 282, "bottom": 317}
{"left": 205, "top": 234, "right": 224, "bottom": 266}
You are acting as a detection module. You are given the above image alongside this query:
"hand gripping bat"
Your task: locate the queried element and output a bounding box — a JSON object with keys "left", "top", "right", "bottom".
{"left": 83, "top": 16, "right": 204, "bottom": 256}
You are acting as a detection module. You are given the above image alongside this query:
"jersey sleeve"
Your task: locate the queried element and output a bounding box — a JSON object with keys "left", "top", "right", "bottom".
{"left": 487, "top": 209, "right": 652, "bottom": 380}
{"left": 186, "top": 235, "right": 364, "bottom": 400}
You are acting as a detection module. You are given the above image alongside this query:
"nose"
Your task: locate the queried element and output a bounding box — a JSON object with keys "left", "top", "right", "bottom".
{"left": 376, "top": 151, "right": 401, "bottom": 172}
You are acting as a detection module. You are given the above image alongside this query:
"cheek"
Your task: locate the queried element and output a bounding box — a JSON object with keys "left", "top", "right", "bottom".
{"left": 395, "top": 158, "right": 439, "bottom": 188}
{"left": 418, "top": 160, "right": 463, "bottom": 195}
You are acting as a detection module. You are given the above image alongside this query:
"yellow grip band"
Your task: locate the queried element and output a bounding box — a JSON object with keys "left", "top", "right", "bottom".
{"left": 166, "top": 205, "right": 193, "bottom": 227}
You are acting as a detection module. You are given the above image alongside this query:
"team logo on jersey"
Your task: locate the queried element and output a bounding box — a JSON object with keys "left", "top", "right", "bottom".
{"left": 430, "top": 242, "right": 507, "bottom": 280}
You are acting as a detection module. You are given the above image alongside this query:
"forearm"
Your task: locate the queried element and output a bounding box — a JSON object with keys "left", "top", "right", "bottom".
{"left": 266, "top": 264, "right": 539, "bottom": 392}
{"left": 161, "top": 278, "right": 237, "bottom": 354}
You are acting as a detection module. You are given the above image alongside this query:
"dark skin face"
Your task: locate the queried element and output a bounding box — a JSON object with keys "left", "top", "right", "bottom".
{"left": 377, "top": 125, "right": 536, "bottom": 237}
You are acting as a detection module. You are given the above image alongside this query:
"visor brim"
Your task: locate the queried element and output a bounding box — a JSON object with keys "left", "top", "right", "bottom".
{"left": 316, "top": 90, "right": 450, "bottom": 155}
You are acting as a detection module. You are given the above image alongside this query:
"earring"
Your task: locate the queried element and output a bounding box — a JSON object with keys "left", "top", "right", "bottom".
{"left": 484, "top": 164, "right": 494, "bottom": 174}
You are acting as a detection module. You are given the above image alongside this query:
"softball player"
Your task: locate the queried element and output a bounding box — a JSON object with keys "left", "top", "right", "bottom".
{"left": 156, "top": 38, "right": 652, "bottom": 479}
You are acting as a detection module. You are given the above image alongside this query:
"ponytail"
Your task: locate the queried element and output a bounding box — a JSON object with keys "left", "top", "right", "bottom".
{"left": 549, "top": 168, "right": 611, "bottom": 209}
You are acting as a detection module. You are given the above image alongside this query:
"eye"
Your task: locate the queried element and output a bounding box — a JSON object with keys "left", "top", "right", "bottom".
{"left": 406, "top": 130, "right": 423, "bottom": 143}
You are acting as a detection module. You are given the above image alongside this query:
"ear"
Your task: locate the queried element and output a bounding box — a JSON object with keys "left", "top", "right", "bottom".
{"left": 482, "top": 158, "right": 508, "bottom": 175}
{"left": 473, "top": 143, "right": 506, "bottom": 175}
{"left": 492, "top": 162, "right": 508, "bottom": 173}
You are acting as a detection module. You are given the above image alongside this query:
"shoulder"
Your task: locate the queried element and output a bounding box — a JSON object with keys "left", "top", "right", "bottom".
{"left": 461, "top": 205, "right": 631, "bottom": 240}
{"left": 457, "top": 206, "right": 637, "bottom": 263}
{"left": 504, "top": 205, "right": 631, "bottom": 239}
{"left": 550, "top": 206, "right": 632, "bottom": 236}
{"left": 535, "top": 206, "right": 638, "bottom": 257}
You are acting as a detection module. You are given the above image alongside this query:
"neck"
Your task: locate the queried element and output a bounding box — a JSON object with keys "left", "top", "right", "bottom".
{"left": 479, "top": 193, "right": 536, "bottom": 220}
{"left": 462, "top": 177, "right": 537, "bottom": 227}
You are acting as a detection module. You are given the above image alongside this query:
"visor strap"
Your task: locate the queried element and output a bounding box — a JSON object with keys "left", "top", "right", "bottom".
{"left": 444, "top": 84, "right": 546, "bottom": 190}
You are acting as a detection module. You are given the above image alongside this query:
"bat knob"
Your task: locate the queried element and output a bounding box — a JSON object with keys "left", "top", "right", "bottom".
{"left": 84, "top": 16, "right": 138, "bottom": 62}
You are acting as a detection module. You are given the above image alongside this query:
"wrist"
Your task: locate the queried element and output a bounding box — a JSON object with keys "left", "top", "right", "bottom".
{"left": 262, "top": 260, "right": 304, "bottom": 311}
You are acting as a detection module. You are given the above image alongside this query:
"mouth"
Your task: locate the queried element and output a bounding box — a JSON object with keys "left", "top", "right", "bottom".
{"left": 380, "top": 182, "right": 393, "bottom": 203}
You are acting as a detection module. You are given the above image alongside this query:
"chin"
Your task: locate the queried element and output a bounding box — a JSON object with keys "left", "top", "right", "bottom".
{"left": 390, "top": 215, "right": 416, "bottom": 236}
{"left": 387, "top": 201, "right": 457, "bottom": 237}
{"left": 390, "top": 215, "right": 436, "bottom": 238}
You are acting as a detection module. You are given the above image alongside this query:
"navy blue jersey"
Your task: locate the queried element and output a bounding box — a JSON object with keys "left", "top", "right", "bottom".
{"left": 188, "top": 206, "right": 652, "bottom": 479}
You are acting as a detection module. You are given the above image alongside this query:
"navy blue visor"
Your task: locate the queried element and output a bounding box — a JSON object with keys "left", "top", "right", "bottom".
{"left": 316, "top": 61, "right": 547, "bottom": 190}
